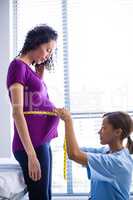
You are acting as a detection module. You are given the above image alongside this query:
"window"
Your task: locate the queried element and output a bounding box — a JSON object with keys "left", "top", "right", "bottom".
{"left": 13, "top": 0, "right": 133, "bottom": 195}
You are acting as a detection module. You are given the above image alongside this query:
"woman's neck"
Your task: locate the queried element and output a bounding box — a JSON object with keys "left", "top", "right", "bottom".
{"left": 109, "top": 141, "right": 124, "bottom": 153}
{"left": 18, "top": 53, "right": 33, "bottom": 65}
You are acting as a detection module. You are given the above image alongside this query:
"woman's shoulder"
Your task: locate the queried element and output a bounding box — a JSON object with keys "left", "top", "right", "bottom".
{"left": 109, "top": 148, "right": 133, "bottom": 172}
{"left": 8, "top": 58, "right": 26, "bottom": 73}
{"left": 7, "top": 58, "right": 30, "bottom": 89}
{"left": 9, "top": 58, "right": 28, "bottom": 69}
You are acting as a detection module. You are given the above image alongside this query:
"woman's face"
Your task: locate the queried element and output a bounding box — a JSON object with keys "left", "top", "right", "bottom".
{"left": 32, "top": 40, "right": 57, "bottom": 64}
{"left": 98, "top": 117, "right": 117, "bottom": 145}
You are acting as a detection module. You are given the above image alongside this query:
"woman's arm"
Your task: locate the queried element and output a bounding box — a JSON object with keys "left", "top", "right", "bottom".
{"left": 54, "top": 108, "right": 88, "bottom": 166}
{"left": 10, "top": 83, "right": 41, "bottom": 181}
{"left": 10, "top": 83, "right": 36, "bottom": 157}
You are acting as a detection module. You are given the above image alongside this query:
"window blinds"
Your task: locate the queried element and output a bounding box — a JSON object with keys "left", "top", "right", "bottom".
{"left": 13, "top": 0, "right": 133, "bottom": 195}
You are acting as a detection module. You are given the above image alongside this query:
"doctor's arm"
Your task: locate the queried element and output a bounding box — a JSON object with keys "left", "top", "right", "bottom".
{"left": 54, "top": 108, "right": 88, "bottom": 166}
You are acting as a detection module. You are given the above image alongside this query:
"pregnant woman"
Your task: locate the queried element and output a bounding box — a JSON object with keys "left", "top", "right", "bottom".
{"left": 6, "top": 24, "right": 59, "bottom": 200}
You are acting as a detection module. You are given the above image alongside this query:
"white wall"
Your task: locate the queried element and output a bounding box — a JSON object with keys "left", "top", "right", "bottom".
{"left": 0, "top": 0, "right": 11, "bottom": 158}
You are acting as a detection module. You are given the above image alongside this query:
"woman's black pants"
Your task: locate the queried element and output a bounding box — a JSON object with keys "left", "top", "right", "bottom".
{"left": 14, "top": 143, "right": 52, "bottom": 200}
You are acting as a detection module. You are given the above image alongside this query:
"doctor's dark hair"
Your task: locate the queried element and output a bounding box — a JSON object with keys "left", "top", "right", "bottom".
{"left": 103, "top": 111, "right": 133, "bottom": 154}
{"left": 18, "top": 24, "right": 58, "bottom": 71}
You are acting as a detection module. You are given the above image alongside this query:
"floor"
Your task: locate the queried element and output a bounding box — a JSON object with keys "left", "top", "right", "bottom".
{"left": 22, "top": 195, "right": 89, "bottom": 200}
{"left": 22, "top": 194, "right": 133, "bottom": 200}
{"left": 22, "top": 196, "right": 88, "bottom": 200}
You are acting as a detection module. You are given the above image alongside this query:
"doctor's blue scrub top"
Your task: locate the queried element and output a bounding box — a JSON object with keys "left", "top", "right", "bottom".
{"left": 81, "top": 147, "right": 133, "bottom": 200}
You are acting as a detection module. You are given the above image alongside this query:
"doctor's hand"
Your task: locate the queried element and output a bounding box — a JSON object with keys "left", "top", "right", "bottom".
{"left": 54, "top": 108, "right": 72, "bottom": 122}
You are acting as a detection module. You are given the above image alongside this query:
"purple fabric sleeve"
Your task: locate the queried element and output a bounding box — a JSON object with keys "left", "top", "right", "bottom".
{"left": 7, "top": 60, "right": 27, "bottom": 89}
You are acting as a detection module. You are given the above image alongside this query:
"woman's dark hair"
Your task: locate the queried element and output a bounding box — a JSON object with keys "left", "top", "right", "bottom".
{"left": 18, "top": 24, "right": 58, "bottom": 71}
{"left": 103, "top": 111, "right": 133, "bottom": 154}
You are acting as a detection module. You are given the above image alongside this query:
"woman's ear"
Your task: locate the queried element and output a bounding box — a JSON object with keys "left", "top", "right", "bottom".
{"left": 115, "top": 128, "right": 122, "bottom": 138}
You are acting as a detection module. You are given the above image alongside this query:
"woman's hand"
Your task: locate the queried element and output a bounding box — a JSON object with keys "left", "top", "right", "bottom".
{"left": 35, "top": 63, "right": 45, "bottom": 78}
{"left": 54, "top": 108, "right": 72, "bottom": 122}
{"left": 28, "top": 154, "right": 42, "bottom": 181}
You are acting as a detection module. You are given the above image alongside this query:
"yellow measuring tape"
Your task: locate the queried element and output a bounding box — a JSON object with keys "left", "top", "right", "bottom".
{"left": 23, "top": 111, "right": 57, "bottom": 116}
{"left": 63, "top": 137, "right": 67, "bottom": 180}
{"left": 23, "top": 111, "right": 67, "bottom": 180}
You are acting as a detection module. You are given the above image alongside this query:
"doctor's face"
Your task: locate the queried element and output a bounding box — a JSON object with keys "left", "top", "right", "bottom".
{"left": 98, "top": 117, "right": 118, "bottom": 145}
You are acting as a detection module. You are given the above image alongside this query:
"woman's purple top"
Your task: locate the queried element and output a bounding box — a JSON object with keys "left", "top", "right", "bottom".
{"left": 6, "top": 59, "right": 59, "bottom": 153}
